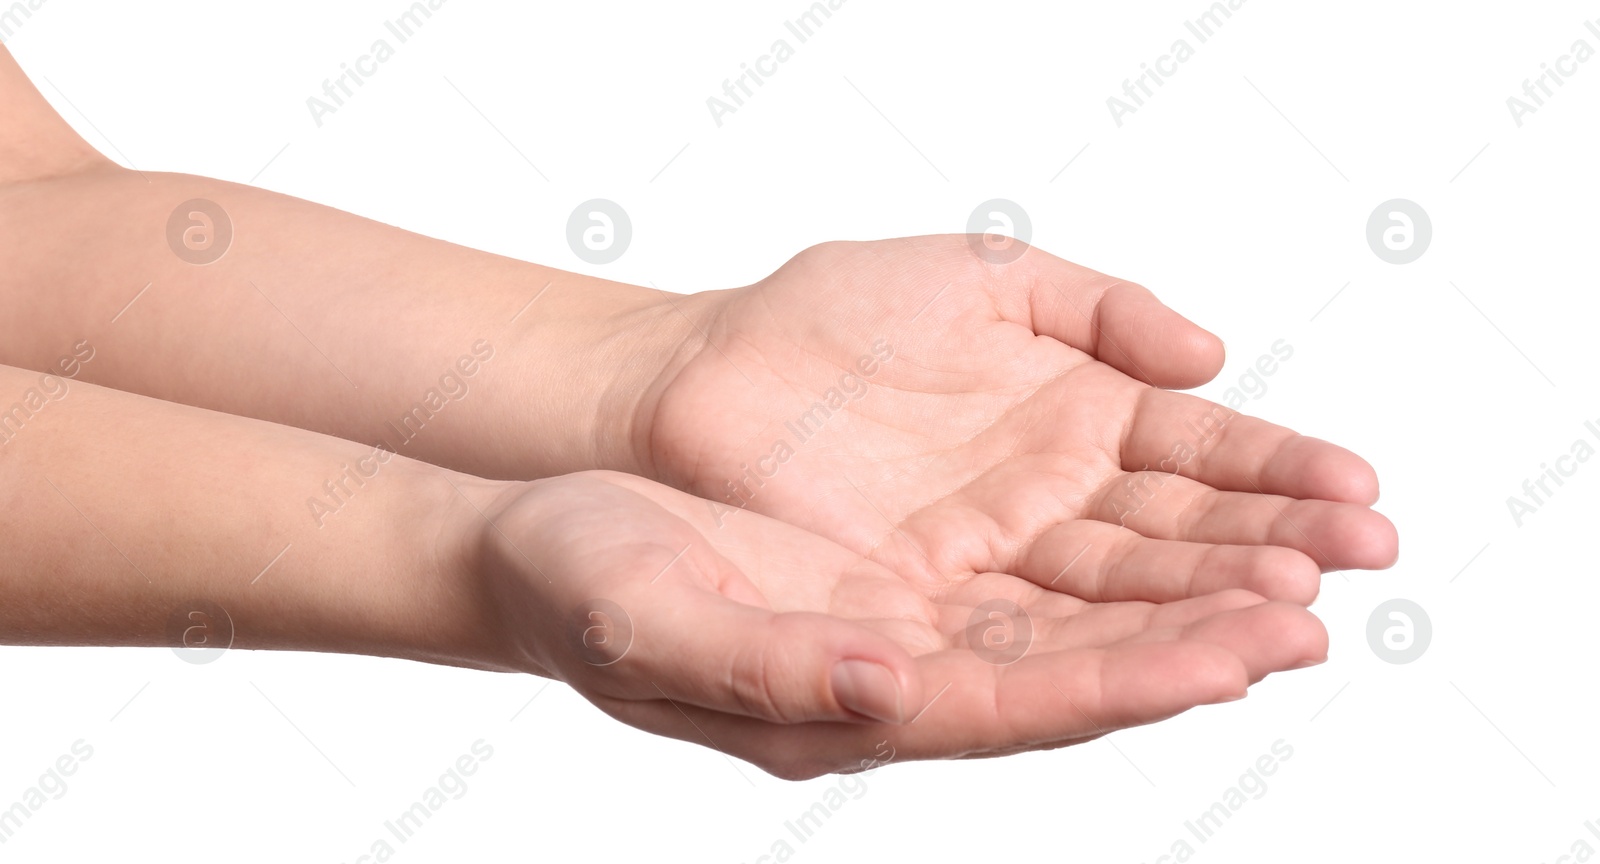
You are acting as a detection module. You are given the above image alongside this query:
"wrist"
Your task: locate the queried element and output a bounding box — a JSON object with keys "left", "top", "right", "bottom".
{"left": 367, "top": 467, "right": 532, "bottom": 675}
{"left": 464, "top": 470, "right": 679, "bottom": 681}
{"left": 495, "top": 277, "right": 719, "bottom": 480}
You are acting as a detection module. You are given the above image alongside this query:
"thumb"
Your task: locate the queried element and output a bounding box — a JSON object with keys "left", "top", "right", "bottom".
{"left": 996, "top": 245, "right": 1226, "bottom": 388}
{"left": 591, "top": 585, "right": 923, "bottom": 726}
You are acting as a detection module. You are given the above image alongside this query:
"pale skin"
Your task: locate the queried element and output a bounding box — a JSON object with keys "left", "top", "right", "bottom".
{"left": 0, "top": 45, "right": 1396, "bottom": 778}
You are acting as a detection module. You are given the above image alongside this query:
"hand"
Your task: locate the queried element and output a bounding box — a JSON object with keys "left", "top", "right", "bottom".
{"left": 473, "top": 470, "right": 1328, "bottom": 779}
{"left": 649, "top": 236, "right": 1398, "bottom": 609}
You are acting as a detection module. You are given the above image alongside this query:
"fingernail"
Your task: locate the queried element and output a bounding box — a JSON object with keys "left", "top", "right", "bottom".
{"left": 1292, "top": 656, "right": 1328, "bottom": 670}
{"left": 831, "top": 660, "right": 904, "bottom": 724}
{"left": 1217, "top": 691, "right": 1247, "bottom": 703}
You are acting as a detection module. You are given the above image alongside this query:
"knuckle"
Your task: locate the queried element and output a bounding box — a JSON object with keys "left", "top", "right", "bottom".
{"left": 727, "top": 631, "right": 793, "bottom": 723}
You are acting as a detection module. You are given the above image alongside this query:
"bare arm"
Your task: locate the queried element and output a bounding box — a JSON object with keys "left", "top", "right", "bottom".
{"left": 0, "top": 43, "right": 1398, "bottom": 622}
{"left": 0, "top": 358, "right": 514, "bottom": 670}
{"left": 0, "top": 163, "right": 694, "bottom": 481}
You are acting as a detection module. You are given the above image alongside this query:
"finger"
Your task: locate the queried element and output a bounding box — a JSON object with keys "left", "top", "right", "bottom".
{"left": 1122, "top": 388, "right": 1380, "bottom": 504}
{"left": 1117, "top": 601, "right": 1328, "bottom": 682}
{"left": 931, "top": 572, "right": 1091, "bottom": 620}
{"left": 1091, "top": 471, "right": 1399, "bottom": 571}
{"left": 579, "top": 583, "right": 925, "bottom": 727}
{"left": 1011, "top": 518, "right": 1322, "bottom": 604}
{"left": 984, "top": 245, "right": 1225, "bottom": 388}
{"left": 916, "top": 640, "right": 1249, "bottom": 748}
{"left": 603, "top": 639, "right": 1249, "bottom": 780}
{"left": 984, "top": 589, "right": 1273, "bottom": 654}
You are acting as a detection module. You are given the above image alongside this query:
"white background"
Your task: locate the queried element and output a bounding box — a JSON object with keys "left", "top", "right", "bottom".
{"left": 3, "top": 1, "right": 1598, "bottom": 861}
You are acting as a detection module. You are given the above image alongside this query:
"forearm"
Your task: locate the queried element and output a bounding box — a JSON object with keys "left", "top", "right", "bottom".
{"left": 0, "top": 359, "right": 518, "bottom": 672}
{"left": 0, "top": 166, "right": 702, "bottom": 480}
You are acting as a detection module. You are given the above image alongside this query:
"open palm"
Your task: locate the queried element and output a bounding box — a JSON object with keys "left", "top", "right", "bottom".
{"left": 650, "top": 236, "right": 1398, "bottom": 614}
{"left": 479, "top": 470, "right": 1327, "bottom": 779}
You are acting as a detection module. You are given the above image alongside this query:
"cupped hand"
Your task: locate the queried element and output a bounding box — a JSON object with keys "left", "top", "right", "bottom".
{"left": 473, "top": 470, "right": 1326, "bottom": 779}
{"left": 648, "top": 236, "right": 1398, "bottom": 609}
